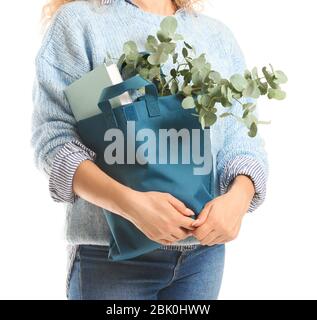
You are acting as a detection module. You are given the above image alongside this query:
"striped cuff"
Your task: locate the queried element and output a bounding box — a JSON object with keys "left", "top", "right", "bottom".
{"left": 219, "top": 155, "right": 267, "bottom": 213}
{"left": 49, "top": 140, "right": 96, "bottom": 203}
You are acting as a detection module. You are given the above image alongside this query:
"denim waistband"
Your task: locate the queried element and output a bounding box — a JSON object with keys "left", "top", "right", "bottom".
{"left": 78, "top": 243, "right": 202, "bottom": 255}
{"left": 159, "top": 243, "right": 201, "bottom": 251}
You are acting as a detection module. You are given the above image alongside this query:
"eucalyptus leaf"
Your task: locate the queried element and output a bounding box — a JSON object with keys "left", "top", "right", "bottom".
{"left": 163, "top": 42, "right": 177, "bottom": 54}
{"left": 184, "top": 72, "right": 192, "bottom": 83}
{"left": 180, "top": 69, "right": 189, "bottom": 76}
{"left": 244, "top": 70, "right": 252, "bottom": 80}
{"left": 201, "top": 94, "right": 211, "bottom": 107}
{"left": 170, "top": 80, "right": 178, "bottom": 94}
{"left": 232, "top": 91, "right": 242, "bottom": 99}
{"left": 184, "top": 41, "right": 192, "bottom": 49}
{"left": 172, "top": 53, "right": 178, "bottom": 64}
{"left": 148, "top": 49, "right": 169, "bottom": 65}
{"left": 208, "top": 85, "right": 222, "bottom": 99}
{"left": 182, "top": 47, "right": 188, "bottom": 58}
{"left": 157, "top": 30, "right": 171, "bottom": 42}
{"left": 221, "top": 84, "right": 227, "bottom": 98}
{"left": 145, "top": 35, "right": 158, "bottom": 52}
{"left": 243, "top": 102, "right": 255, "bottom": 110}
{"left": 262, "top": 66, "right": 280, "bottom": 89}
{"left": 209, "top": 71, "right": 222, "bottom": 84}
{"left": 268, "top": 88, "right": 286, "bottom": 100}
{"left": 182, "top": 96, "right": 195, "bottom": 109}
{"left": 257, "top": 81, "right": 268, "bottom": 95}
{"left": 251, "top": 67, "right": 259, "bottom": 80}
{"left": 204, "top": 112, "right": 217, "bottom": 127}
{"left": 183, "top": 85, "right": 192, "bottom": 96}
{"left": 187, "top": 60, "right": 193, "bottom": 69}
{"left": 220, "top": 112, "right": 233, "bottom": 118}
{"left": 147, "top": 53, "right": 160, "bottom": 65}
{"left": 123, "top": 41, "right": 138, "bottom": 56}
{"left": 160, "top": 16, "right": 177, "bottom": 35}
{"left": 170, "top": 68, "right": 177, "bottom": 78}
{"left": 274, "top": 70, "right": 288, "bottom": 84}
{"left": 220, "top": 97, "right": 232, "bottom": 107}
{"left": 242, "top": 80, "right": 261, "bottom": 98}
{"left": 248, "top": 122, "right": 258, "bottom": 137}
{"left": 227, "top": 87, "right": 233, "bottom": 103}
{"left": 192, "top": 53, "right": 206, "bottom": 69}
{"left": 230, "top": 74, "right": 248, "bottom": 92}
{"left": 243, "top": 109, "right": 249, "bottom": 118}
{"left": 139, "top": 68, "right": 149, "bottom": 78}
{"left": 192, "top": 70, "right": 202, "bottom": 85}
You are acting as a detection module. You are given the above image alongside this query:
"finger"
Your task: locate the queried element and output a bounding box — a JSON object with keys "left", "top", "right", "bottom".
{"left": 191, "top": 203, "right": 213, "bottom": 227}
{"left": 213, "top": 236, "right": 227, "bottom": 244}
{"left": 200, "top": 231, "right": 221, "bottom": 246}
{"left": 164, "top": 234, "right": 178, "bottom": 242}
{"left": 172, "top": 228, "right": 193, "bottom": 240}
{"left": 167, "top": 201, "right": 196, "bottom": 231}
{"left": 191, "top": 225, "right": 215, "bottom": 240}
{"left": 159, "top": 239, "right": 173, "bottom": 245}
{"left": 178, "top": 214, "right": 197, "bottom": 231}
{"left": 168, "top": 195, "right": 195, "bottom": 217}
{"left": 206, "top": 235, "right": 226, "bottom": 246}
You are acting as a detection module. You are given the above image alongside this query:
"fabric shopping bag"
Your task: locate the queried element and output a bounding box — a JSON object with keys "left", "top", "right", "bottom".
{"left": 76, "top": 73, "right": 215, "bottom": 261}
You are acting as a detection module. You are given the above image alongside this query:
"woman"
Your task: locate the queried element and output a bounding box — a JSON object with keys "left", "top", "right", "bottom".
{"left": 32, "top": 0, "right": 268, "bottom": 300}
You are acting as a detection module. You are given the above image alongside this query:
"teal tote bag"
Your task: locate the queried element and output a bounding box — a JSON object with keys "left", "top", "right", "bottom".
{"left": 77, "top": 74, "right": 215, "bottom": 261}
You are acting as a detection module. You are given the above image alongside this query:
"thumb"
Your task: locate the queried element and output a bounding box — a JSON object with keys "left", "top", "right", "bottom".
{"left": 191, "top": 203, "right": 212, "bottom": 227}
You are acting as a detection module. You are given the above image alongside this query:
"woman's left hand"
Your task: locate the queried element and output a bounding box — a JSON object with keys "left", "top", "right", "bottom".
{"left": 190, "top": 175, "right": 255, "bottom": 246}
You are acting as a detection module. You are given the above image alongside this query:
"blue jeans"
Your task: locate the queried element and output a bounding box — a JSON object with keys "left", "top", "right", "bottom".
{"left": 67, "top": 243, "right": 225, "bottom": 300}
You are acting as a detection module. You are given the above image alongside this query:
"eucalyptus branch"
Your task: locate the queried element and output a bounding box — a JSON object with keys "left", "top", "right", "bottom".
{"left": 114, "top": 16, "right": 287, "bottom": 137}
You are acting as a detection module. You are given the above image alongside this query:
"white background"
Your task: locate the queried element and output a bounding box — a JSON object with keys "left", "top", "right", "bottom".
{"left": 0, "top": 0, "right": 316, "bottom": 299}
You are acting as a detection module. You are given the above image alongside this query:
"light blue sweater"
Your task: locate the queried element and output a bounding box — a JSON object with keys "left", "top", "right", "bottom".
{"left": 31, "top": 0, "right": 268, "bottom": 294}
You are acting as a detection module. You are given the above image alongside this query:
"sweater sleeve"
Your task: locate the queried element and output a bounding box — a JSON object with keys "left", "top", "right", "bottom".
{"left": 31, "top": 5, "right": 95, "bottom": 203}
{"left": 48, "top": 140, "right": 96, "bottom": 203}
{"left": 216, "top": 25, "right": 269, "bottom": 213}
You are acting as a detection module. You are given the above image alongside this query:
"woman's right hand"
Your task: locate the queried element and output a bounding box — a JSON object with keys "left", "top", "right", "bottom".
{"left": 121, "top": 190, "right": 196, "bottom": 245}
{"left": 73, "top": 160, "right": 196, "bottom": 245}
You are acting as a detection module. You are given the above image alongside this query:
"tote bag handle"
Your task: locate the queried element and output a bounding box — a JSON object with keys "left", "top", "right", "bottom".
{"left": 98, "top": 74, "right": 160, "bottom": 127}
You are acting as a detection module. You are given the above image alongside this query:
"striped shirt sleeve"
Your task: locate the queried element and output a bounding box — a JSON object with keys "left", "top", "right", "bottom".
{"left": 48, "top": 140, "right": 96, "bottom": 203}
{"left": 219, "top": 155, "right": 267, "bottom": 213}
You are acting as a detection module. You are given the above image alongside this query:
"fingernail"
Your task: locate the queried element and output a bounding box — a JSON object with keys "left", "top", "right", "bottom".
{"left": 192, "top": 219, "right": 200, "bottom": 226}
{"left": 186, "top": 208, "right": 195, "bottom": 216}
